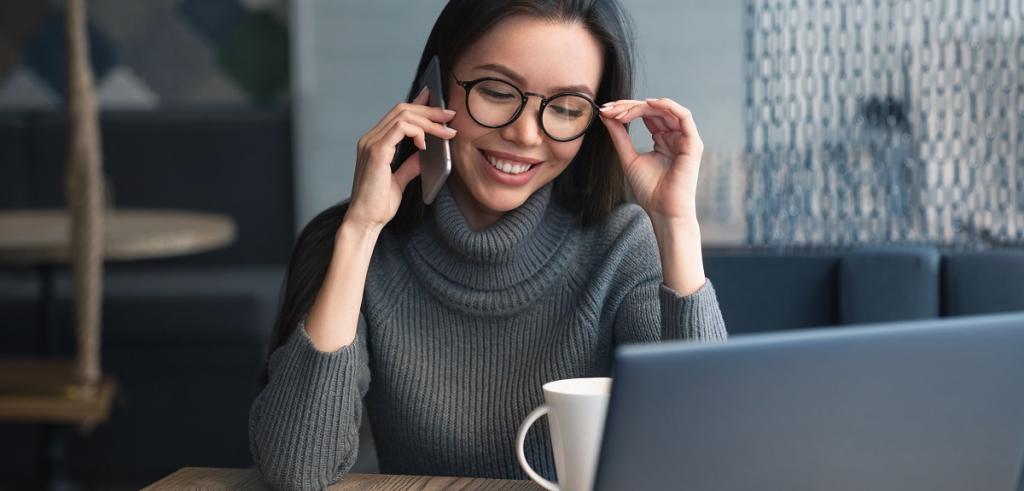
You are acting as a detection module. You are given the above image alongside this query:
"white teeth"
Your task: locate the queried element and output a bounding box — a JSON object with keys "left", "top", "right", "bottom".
{"left": 486, "top": 154, "right": 531, "bottom": 175}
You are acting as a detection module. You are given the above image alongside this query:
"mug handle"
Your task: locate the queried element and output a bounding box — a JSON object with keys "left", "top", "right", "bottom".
{"left": 516, "top": 404, "right": 560, "bottom": 491}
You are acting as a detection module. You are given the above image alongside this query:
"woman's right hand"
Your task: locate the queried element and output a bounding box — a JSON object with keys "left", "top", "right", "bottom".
{"left": 344, "top": 87, "right": 458, "bottom": 231}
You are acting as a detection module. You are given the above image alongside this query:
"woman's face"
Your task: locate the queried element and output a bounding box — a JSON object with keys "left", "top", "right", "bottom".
{"left": 445, "top": 16, "right": 604, "bottom": 220}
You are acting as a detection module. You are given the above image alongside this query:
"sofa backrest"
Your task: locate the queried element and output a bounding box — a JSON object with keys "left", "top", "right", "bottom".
{"left": 943, "top": 250, "right": 1024, "bottom": 316}
{"left": 704, "top": 252, "right": 841, "bottom": 334}
{"left": 706, "top": 246, "right": 947, "bottom": 333}
{"left": 838, "top": 247, "right": 941, "bottom": 324}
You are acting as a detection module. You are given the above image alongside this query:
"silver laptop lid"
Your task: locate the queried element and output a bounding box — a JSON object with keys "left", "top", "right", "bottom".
{"left": 596, "top": 313, "right": 1024, "bottom": 491}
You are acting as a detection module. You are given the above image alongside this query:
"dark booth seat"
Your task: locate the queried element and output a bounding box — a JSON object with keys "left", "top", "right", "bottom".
{"left": 703, "top": 245, "right": 943, "bottom": 333}
{"left": 703, "top": 245, "right": 1015, "bottom": 334}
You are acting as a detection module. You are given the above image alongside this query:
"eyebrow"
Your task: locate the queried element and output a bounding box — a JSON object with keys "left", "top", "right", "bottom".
{"left": 472, "top": 63, "right": 596, "bottom": 98}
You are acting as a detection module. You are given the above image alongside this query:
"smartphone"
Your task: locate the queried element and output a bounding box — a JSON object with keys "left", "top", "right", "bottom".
{"left": 416, "top": 55, "right": 452, "bottom": 205}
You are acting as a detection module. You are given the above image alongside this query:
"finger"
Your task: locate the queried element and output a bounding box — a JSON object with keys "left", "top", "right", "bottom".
{"left": 403, "top": 111, "right": 458, "bottom": 141}
{"left": 613, "top": 103, "right": 681, "bottom": 130}
{"left": 368, "top": 89, "right": 426, "bottom": 136}
{"left": 406, "top": 87, "right": 455, "bottom": 122}
{"left": 600, "top": 99, "right": 642, "bottom": 109}
{"left": 366, "top": 94, "right": 456, "bottom": 142}
{"left": 599, "top": 114, "right": 639, "bottom": 167}
{"left": 375, "top": 119, "right": 427, "bottom": 154}
{"left": 393, "top": 151, "right": 422, "bottom": 191}
{"left": 645, "top": 98, "right": 702, "bottom": 148}
{"left": 651, "top": 131, "right": 674, "bottom": 157}
{"left": 367, "top": 107, "right": 457, "bottom": 151}
{"left": 599, "top": 100, "right": 643, "bottom": 119}
{"left": 642, "top": 114, "right": 670, "bottom": 135}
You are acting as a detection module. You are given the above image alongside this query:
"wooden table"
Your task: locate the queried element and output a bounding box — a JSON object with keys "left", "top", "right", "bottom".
{"left": 146, "top": 467, "right": 544, "bottom": 490}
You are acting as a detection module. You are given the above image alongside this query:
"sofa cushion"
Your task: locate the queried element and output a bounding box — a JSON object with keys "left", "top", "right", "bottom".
{"left": 943, "top": 250, "right": 1024, "bottom": 316}
{"left": 839, "top": 247, "right": 940, "bottom": 324}
{"left": 704, "top": 252, "right": 841, "bottom": 334}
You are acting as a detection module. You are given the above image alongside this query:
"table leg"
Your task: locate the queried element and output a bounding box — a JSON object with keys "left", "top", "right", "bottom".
{"left": 35, "top": 424, "right": 78, "bottom": 491}
{"left": 34, "top": 264, "right": 58, "bottom": 356}
{"left": 33, "top": 265, "right": 79, "bottom": 490}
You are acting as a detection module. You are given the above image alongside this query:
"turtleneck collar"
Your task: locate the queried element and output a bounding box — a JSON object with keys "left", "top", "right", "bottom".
{"left": 404, "top": 181, "right": 579, "bottom": 315}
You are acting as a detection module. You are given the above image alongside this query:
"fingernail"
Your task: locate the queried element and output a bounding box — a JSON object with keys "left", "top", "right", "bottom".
{"left": 615, "top": 111, "right": 627, "bottom": 120}
{"left": 645, "top": 98, "right": 659, "bottom": 102}
{"left": 416, "top": 86, "right": 428, "bottom": 98}
{"left": 446, "top": 126, "right": 457, "bottom": 134}
{"left": 442, "top": 108, "right": 456, "bottom": 115}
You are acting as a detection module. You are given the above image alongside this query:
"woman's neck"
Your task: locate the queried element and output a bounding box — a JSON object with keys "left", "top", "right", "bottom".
{"left": 447, "top": 176, "right": 505, "bottom": 231}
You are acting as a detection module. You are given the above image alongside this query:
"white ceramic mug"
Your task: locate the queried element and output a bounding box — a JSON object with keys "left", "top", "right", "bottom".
{"left": 515, "top": 377, "right": 612, "bottom": 491}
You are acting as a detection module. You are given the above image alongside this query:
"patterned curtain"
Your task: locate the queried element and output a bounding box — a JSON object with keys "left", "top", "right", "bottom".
{"left": 745, "top": 0, "right": 1024, "bottom": 247}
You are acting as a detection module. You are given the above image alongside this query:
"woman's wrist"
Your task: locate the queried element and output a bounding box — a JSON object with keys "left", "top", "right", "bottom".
{"left": 338, "top": 217, "right": 385, "bottom": 244}
{"left": 333, "top": 218, "right": 383, "bottom": 270}
{"left": 649, "top": 213, "right": 706, "bottom": 296}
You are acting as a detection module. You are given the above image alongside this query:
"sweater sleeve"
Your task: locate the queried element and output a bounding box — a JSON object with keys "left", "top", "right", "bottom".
{"left": 614, "top": 278, "right": 728, "bottom": 344}
{"left": 248, "top": 313, "right": 372, "bottom": 491}
{"left": 658, "top": 280, "right": 728, "bottom": 342}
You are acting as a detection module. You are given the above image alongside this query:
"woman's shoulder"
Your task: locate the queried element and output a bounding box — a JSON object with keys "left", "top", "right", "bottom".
{"left": 591, "top": 201, "right": 657, "bottom": 249}
{"left": 574, "top": 201, "right": 659, "bottom": 275}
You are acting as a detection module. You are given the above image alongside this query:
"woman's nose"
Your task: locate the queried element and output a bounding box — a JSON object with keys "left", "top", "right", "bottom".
{"left": 499, "top": 98, "right": 545, "bottom": 147}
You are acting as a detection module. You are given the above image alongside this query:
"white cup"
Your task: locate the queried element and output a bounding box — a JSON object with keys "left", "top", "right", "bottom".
{"left": 515, "top": 377, "right": 612, "bottom": 491}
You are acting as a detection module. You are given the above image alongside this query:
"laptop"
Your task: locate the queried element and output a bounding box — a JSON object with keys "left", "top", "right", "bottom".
{"left": 595, "top": 312, "right": 1024, "bottom": 491}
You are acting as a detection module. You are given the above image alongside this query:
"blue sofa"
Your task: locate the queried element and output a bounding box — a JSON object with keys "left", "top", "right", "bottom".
{"left": 705, "top": 246, "right": 1024, "bottom": 335}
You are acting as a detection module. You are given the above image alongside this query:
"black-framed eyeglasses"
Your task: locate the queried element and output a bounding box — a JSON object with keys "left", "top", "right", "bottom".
{"left": 454, "top": 75, "right": 600, "bottom": 142}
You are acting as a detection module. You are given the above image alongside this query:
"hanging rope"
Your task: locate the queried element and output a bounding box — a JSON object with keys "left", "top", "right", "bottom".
{"left": 65, "top": 0, "right": 104, "bottom": 398}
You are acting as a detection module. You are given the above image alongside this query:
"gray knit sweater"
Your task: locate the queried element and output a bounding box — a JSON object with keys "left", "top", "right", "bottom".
{"left": 249, "top": 182, "right": 728, "bottom": 490}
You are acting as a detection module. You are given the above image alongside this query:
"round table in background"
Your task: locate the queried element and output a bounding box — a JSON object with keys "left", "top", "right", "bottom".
{"left": 0, "top": 209, "right": 236, "bottom": 264}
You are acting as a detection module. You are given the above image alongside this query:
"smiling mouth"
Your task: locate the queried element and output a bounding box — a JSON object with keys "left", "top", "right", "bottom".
{"left": 479, "top": 149, "right": 542, "bottom": 175}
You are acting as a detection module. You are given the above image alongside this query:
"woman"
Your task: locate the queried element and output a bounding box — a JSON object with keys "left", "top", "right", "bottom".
{"left": 249, "top": 1, "right": 727, "bottom": 489}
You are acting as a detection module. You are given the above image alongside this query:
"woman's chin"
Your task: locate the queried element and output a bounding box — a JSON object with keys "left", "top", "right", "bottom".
{"left": 474, "top": 188, "right": 532, "bottom": 213}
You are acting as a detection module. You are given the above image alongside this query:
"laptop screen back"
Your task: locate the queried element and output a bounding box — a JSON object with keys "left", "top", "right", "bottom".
{"left": 595, "top": 313, "right": 1024, "bottom": 491}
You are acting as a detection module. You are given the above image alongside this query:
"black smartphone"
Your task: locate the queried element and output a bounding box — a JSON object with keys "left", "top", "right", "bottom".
{"left": 416, "top": 55, "right": 452, "bottom": 205}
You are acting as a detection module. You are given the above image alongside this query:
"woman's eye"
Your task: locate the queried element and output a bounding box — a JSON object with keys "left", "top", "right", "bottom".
{"left": 551, "top": 105, "right": 584, "bottom": 119}
{"left": 480, "top": 87, "right": 516, "bottom": 101}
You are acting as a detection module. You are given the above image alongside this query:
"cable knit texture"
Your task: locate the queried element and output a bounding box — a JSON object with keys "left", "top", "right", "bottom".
{"left": 249, "top": 182, "right": 727, "bottom": 490}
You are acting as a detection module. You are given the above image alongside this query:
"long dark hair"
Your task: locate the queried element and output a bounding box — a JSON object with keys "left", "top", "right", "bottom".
{"left": 261, "top": 0, "right": 636, "bottom": 384}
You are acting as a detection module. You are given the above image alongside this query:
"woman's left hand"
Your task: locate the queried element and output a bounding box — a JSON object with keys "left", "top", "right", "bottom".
{"left": 599, "top": 98, "right": 707, "bottom": 295}
{"left": 599, "top": 98, "right": 703, "bottom": 225}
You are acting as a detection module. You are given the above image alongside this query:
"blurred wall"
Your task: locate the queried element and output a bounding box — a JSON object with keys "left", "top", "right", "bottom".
{"left": 292, "top": 0, "right": 744, "bottom": 232}
{"left": 0, "top": 0, "right": 290, "bottom": 109}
